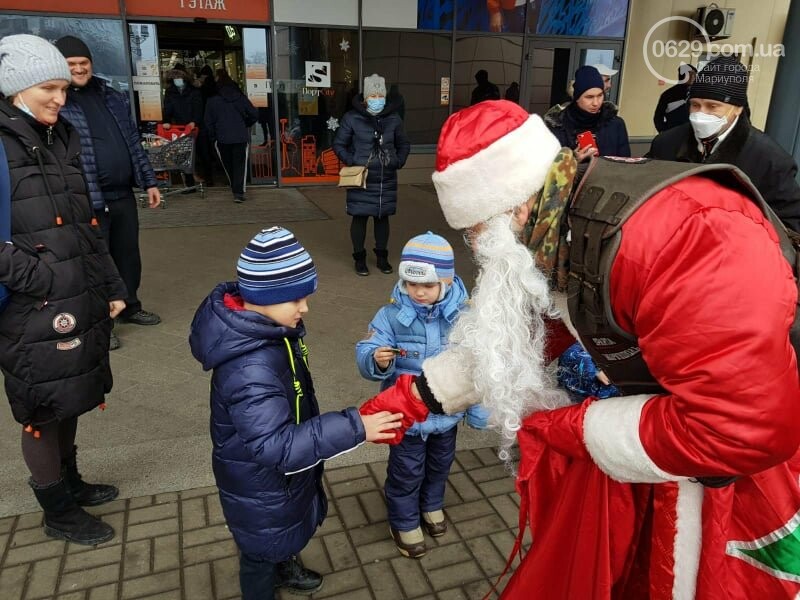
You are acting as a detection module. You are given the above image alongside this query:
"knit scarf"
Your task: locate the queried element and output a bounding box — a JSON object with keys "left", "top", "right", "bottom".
{"left": 522, "top": 148, "right": 578, "bottom": 292}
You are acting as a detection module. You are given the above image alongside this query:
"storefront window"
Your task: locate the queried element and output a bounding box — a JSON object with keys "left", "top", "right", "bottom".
{"left": 362, "top": 31, "right": 451, "bottom": 145}
{"left": 274, "top": 26, "right": 359, "bottom": 184}
{"left": 0, "top": 16, "right": 128, "bottom": 93}
{"left": 453, "top": 35, "right": 523, "bottom": 111}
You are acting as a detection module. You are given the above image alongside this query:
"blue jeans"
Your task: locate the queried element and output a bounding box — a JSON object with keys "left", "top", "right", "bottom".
{"left": 385, "top": 426, "right": 458, "bottom": 531}
{"left": 239, "top": 553, "right": 276, "bottom": 600}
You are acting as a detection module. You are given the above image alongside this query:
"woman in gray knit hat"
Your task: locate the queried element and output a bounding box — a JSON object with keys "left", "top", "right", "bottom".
{"left": 333, "top": 73, "right": 411, "bottom": 276}
{"left": 0, "top": 34, "right": 127, "bottom": 546}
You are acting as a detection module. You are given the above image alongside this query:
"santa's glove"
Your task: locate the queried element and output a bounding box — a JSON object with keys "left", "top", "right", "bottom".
{"left": 359, "top": 374, "right": 430, "bottom": 445}
{"left": 543, "top": 316, "right": 577, "bottom": 364}
{"left": 521, "top": 397, "right": 596, "bottom": 460}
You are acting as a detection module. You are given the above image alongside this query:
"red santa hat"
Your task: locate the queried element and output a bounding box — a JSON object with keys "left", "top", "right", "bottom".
{"left": 432, "top": 100, "right": 562, "bottom": 230}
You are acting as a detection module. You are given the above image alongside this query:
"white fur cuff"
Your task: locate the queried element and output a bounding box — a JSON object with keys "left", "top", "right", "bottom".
{"left": 422, "top": 347, "right": 479, "bottom": 415}
{"left": 583, "top": 395, "right": 683, "bottom": 483}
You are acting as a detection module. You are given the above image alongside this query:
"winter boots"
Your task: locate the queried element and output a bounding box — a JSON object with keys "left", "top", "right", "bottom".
{"left": 61, "top": 445, "right": 119, "bottom": 506}
{"left": 390, "top": 526, "right": 427, "bottom": 558}
{"left": 29, "top": 479, "right": 115, "bottom": 546}
{"left": 353, "top": 250, "right": 369, "bottom": 276}
{"left": 276, "top": 555, "right": 324, "bottom": 594}
{"left": 374, "top": 249, "right": 393, "bottom": 274}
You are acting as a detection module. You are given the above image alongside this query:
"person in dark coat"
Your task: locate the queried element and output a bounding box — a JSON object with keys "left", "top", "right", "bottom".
{"left": 0, "top": 34, "right": 127, "bottom": 546}
{"left": 162, "top": 68, "right": 202, "bottom": 190}
{"left": 195, "top": 64, "right": 218, "bottom": 187}
{"left": 189, "top": 227, "right": 402, "bottom": 600}
{"left": 470, "top": 69, "right": 501, "bottom": 105}
{"left": 56, "top": 35, "right": 162, "bottom": 352}
{"left": 653, "top": 64, "right": 697, "bottom": 132}
{"left": 333, "top": 74, "right": 411, "bottom": 276}
{"left": 544, "top": 65, "right": 631, "bottom": 161}
{"left": 204, "top": 70, "right": 258, "bottom": 203}
{"left": 649, "top": 55, "right": 800, "bottom": 233}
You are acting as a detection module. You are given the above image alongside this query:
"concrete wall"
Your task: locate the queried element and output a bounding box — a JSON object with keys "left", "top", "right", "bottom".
{"left": 619, "top": 0, "right": 790, "bottom": 137}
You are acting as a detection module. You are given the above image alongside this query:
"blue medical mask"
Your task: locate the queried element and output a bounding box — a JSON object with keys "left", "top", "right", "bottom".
{"left": 367, "top": 97, "right": 385, "bottom": 114}
{"left": 174, "top": 78, "right": 185, "bottom": 88}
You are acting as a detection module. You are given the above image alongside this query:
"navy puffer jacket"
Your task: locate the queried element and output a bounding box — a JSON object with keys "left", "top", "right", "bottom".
{"left": 333, "top": 97, "right": 411, "bottom": 217}
{"left": 189, "top": 282, "right": 366, "bottom": 561}
{"left": 60, "top": 77, "right": 158, "bottom": 210}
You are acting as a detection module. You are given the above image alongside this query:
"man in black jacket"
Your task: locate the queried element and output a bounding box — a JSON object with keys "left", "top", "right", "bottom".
{"left": 649, "top": 55, "right": 800, "bottom": 232}
{"left": 56, "top": 36, "right": 163, "bottom": 350}
{"left": 652, "top": 63, "right": 696, "bottom": 132}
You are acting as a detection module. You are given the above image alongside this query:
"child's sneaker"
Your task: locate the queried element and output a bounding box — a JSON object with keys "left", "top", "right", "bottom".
{"left": 422, "top": 510, "right": 448, "bottom": 537}
{"left": 390, "top": 526, "right": 427, "bottom": 558}
{"left": 275, "top": 556, "right": 323, "bottom": 595}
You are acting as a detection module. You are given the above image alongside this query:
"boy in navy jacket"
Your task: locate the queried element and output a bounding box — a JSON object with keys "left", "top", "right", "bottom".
{"left": 190, "top": 227, "right": 401, "bottom": 600}
{"left": 356, "top": 232, "right": 490, "bottom": 558}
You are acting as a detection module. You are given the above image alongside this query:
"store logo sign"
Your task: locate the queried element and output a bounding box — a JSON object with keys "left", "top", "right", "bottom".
{"left": 305, "top": 62, "right": 330, "bottom": 88}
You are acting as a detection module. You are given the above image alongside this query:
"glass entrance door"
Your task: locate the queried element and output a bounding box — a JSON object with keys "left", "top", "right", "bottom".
{"left": 521, "top": 39, "right": 622, "bottom": 115}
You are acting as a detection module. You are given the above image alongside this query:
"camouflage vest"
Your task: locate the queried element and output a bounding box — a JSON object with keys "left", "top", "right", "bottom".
{"left": 567, "top": 156, "right": 800, "bottom": 395}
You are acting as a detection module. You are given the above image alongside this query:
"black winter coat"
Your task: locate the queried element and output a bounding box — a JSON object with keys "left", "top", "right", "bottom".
{"left": 332, "top": 97, "right": 411, "bottom": 218}
{"left": 648, "top": 116, "right": 800, "bottom": 233}
{"left": 163, "top": 85, "right": 203, "bottom": 126}
{"left": 204, "top": 83, "right": 258, "bottom": 145}
{"left": 0, "top": 102, "right": 127, "bottom": 427}
{"left": 544, "top": 101, "right": 631, "bottom": 157}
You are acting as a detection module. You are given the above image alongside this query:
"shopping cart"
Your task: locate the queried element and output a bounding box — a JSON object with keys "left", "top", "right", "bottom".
{"left": 140, "top": 125, "right": 204, "bottom": 207}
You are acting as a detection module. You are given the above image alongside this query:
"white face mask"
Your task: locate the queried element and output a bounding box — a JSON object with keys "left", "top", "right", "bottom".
{"left": 689, "top": 110, "right": 730, "bottom": 141}
{"left": 173, "top": 78, "right": 184, "bottom": 88}
{"left": 13, "top": 93, "right": 36, "bottom": 119}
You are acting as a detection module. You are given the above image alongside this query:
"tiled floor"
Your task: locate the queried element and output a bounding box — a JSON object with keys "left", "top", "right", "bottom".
{"left": 0, "top": 449, "right": 530, "bottom": 600}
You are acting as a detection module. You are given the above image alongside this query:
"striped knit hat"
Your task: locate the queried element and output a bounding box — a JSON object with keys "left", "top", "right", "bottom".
{"left": 689, "top": 55, "right": 749, "bottom": 106}
{"left": 398, "top": 232, "right": 454, "bottom": 285}
{"left": 237, "top": 227, "right": 317, "bottom": 305}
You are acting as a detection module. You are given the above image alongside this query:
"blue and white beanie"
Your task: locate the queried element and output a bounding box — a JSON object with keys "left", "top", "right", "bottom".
{"left": 398, "top": 232, "right": 454, "bottom": 300}
{"left": 237, "top": 227, "right": 317, "bottom": 305}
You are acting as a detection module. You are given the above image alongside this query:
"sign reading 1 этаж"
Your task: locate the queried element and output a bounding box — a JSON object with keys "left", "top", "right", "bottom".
{"left": 125, "top": 0, "right": 269, "bottom": 20}
{"left": 179, "top": 0, "right": 226, "bottom": 8}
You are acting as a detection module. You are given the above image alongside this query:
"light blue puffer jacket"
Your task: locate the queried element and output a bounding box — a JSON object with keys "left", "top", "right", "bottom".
{"left": 356, "top": 277, "right": 490, "bottom": 438}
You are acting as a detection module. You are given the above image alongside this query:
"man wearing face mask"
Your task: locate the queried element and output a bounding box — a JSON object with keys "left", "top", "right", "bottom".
{"left": 649, "top": 54, "right": 800, "bottom": 232}
{"left": 163, "top": 68, "right": 203, "bottom": 192}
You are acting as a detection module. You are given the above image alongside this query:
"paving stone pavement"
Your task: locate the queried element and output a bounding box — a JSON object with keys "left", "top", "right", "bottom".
{"left": 0, "top": 449, "right": 532, "bottom": 600}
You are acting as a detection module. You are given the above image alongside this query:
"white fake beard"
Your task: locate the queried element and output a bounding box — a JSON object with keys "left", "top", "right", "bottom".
{"left": 450, "top": 213, "right": 571, "bottom": 460}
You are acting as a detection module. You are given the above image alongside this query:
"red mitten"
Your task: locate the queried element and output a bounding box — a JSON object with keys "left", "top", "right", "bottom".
{"left": 359, "top": 374, "right": 430, "bottom": 445}
{"left": 543, "top": 316, "right": 577, "bottom": 364}
{"left": 521, "top": 398, "right": 596, "bottom": 460}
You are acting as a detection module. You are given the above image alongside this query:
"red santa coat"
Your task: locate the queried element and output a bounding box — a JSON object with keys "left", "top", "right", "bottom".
{"left": 505, "top": 175, "right": 800, "bottom": 599}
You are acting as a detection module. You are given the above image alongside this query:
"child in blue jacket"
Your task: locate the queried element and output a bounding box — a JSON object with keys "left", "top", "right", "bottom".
{"left": 189, "top": 227, "right": 402, "bottom": 600}
{"left": 356, "top": 232, "right": 489, "bottom": 559}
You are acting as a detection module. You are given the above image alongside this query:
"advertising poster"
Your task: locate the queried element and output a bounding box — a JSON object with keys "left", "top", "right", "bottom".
{"left": 417, "top": 0, "right": 453, "bottom": 30}
{"left": 305, "top": 62, "right": 331, "bottom": 88}
{"left": 131, "top": 76, "right": 162, "bottom": 121}
{"left": 440, "top": 76, "right": 451, "bottom": 106}
{"left": 534, "top": 0, "right": 628, "bottom": 37}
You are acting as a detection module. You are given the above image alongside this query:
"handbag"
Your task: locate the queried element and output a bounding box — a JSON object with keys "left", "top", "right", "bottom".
{"left": 0, "top": 139, "right": 11, "bottom": 312}
{"left": 338, "top": 165, "right": 368, "bottom": 189}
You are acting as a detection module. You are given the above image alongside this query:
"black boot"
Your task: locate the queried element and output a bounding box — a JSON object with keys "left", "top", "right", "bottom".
{"left": 276, "top": 555, "right": 323, "bottom": 595}
{"left": 29, "top": 479, "right": 115, "bottom": 546}
{"left": 61, "top": 445, "right": 119, "bottom": 506}
{"left": 374, "top": 249, "right": 393, "bottom": 274}
{"left": 353, "top": 250, "right": 369, "bottom": 276}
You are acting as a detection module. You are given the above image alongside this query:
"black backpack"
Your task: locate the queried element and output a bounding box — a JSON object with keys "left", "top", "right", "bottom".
{"left": 567, "top": 156, "right": 800, "bottom": 395}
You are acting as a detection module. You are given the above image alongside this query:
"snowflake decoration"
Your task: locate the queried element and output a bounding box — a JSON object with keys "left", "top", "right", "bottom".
{"left": 288, "top": 41, "right": 300, "bottom": 56}
{"left": 327, "top": 116, "right": 340, "bottom": 131}
{"left": 339, "top": 39, "right": 350, "bottom": 53}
